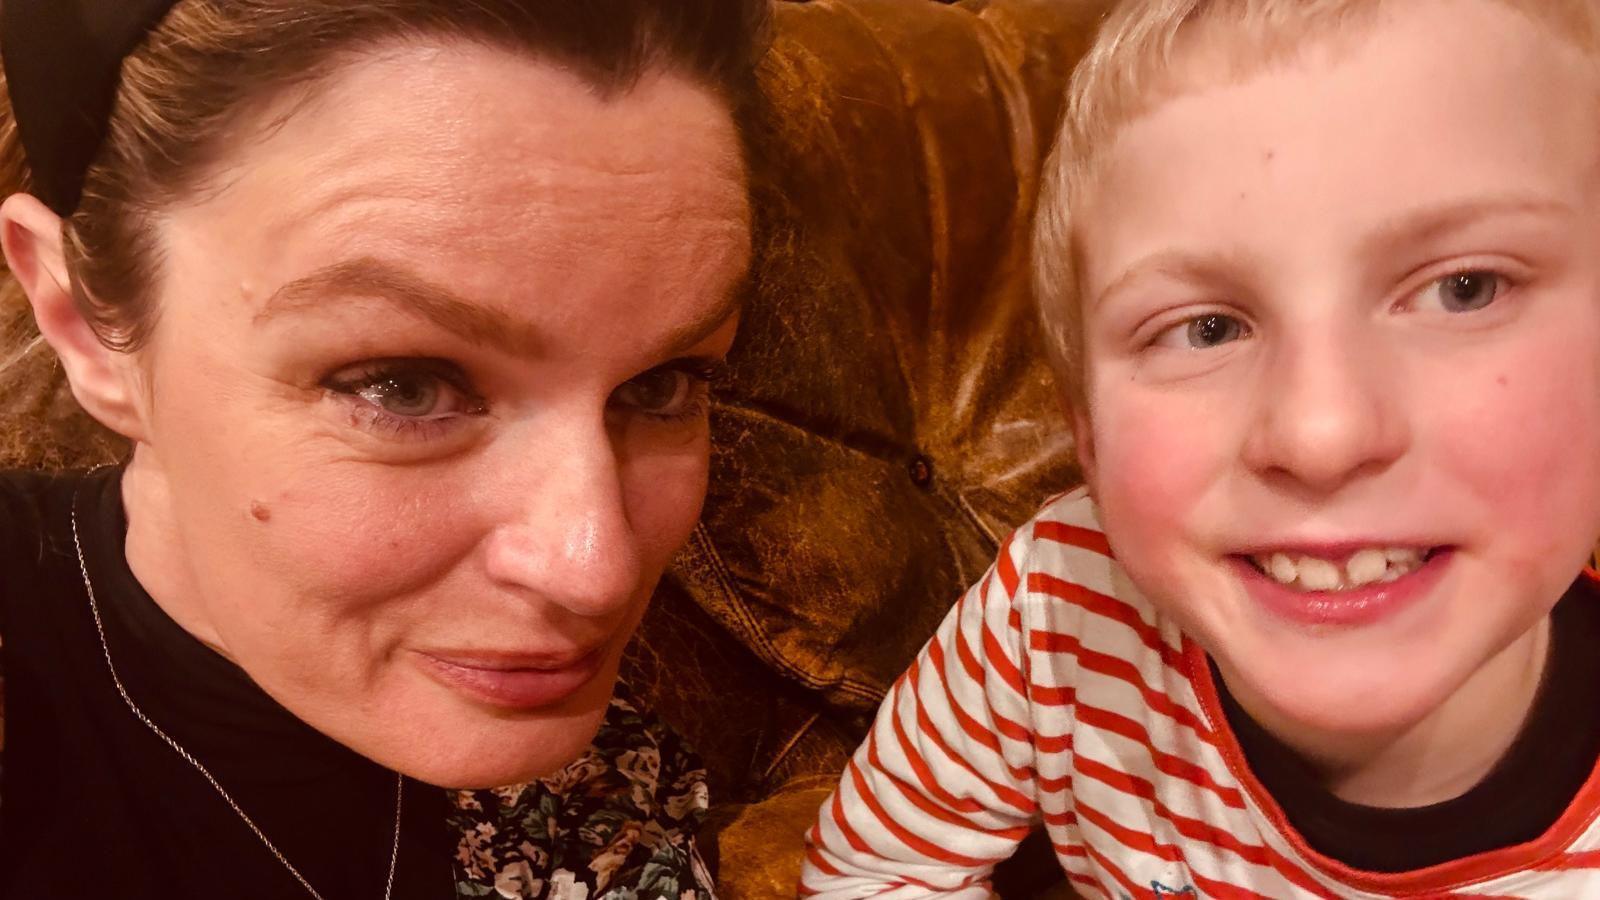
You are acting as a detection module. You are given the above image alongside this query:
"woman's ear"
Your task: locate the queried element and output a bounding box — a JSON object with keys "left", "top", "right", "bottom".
{"left": 1, "top": 193, "right": 148, "bottom": 442}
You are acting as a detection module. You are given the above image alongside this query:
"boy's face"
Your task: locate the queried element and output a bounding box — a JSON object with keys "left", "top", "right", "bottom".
{"left": 1074, "top": 0, "right": 1600, "bottom": 752}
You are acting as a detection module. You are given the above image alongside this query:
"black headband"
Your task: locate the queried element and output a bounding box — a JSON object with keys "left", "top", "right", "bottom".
{"left": 2, "top": 0, "right": 183, "bottom": 216}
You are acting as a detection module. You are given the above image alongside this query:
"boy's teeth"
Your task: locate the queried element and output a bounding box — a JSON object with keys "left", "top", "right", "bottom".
{"left": 1346, "top": 548, "right": 1387, "bottom": 586}
{"left": 1296, "top": 557, "right": 1341, "bottom": 591}
{"left": 1267, "top": 553, "right": 1297, "bottom": 584}
{"left": 1252, "top": 547, "right": 1426, "bottom": 592}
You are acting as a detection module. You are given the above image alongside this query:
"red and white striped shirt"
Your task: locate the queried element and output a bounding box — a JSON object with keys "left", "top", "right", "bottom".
{"left": 801, "top": 489, "right": 1600, "bottom": 899}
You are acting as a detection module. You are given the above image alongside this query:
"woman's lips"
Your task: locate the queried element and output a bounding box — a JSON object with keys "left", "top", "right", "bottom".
{"left": 415, "top": 648, "right": 605, "bottom": 710}
{"left": 1229, "top": 548, "right": 1455, "bottom": 627}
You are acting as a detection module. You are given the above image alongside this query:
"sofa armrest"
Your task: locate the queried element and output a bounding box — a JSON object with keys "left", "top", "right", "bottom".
{"left": 709, "top": 776, "right": 836, "bottom": 899}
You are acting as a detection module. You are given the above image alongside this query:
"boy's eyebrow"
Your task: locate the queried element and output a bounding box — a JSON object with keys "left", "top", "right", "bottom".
{"left": 1090, "top": 196, "right": 1573, "bottom": 311}
{"left": 1361, "top": 195, "right": 1574, "bottom": 257}
{"left": 1090, "top": 251, "right": 1248, "bottom": 312}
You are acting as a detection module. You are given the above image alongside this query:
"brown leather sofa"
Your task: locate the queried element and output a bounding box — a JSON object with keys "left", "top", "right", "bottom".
{"left": 620, "top": 1, "right": 1110, "bottom": 895}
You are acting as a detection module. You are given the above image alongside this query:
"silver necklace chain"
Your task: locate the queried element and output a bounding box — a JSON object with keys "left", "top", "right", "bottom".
{"left": 71, "top": 505, "right": 403, "bottom": 900}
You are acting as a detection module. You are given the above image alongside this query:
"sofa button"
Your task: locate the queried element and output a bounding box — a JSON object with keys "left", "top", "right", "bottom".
{"left": 908, "top": 455, "right": 935, "bottom": 489}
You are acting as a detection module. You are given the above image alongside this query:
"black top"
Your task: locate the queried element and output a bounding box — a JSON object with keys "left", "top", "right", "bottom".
{"left": 0, "top": 468, "right": 455, "bottom": 899}
{"left": 1214, "top": 578, "right": 1600, "bottom": 873}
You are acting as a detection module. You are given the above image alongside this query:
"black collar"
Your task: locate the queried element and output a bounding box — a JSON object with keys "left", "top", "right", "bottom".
{"left": 1212, "top": 578, "right": 1600, "bottom": 872}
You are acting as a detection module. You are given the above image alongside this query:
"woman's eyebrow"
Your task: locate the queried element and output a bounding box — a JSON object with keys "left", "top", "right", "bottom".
{"left": 255, "top": 256, "right": 545, "bottom": 356}
{"left": 657, "top": 283, "right": 742, "bottom": 357}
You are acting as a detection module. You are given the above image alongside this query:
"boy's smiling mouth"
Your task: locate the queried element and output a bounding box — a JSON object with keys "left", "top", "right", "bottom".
{"left": 1227, "top": 544, "right": 1455, "bottom": 627}
{"left": 1244, "top": 547, "right": 1440, "bottom": 593}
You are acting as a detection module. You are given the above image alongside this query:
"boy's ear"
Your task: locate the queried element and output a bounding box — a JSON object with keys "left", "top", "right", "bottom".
{"left": 1069, "top": 403, "right": 1098, "bottom": 492}
{"left": 1, "top": 193, "right": 148, "bottom": 442}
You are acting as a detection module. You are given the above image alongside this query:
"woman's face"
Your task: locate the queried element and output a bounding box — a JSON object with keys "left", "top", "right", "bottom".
{"left": 117, "top": 41, "right": 751, "bottom": 788}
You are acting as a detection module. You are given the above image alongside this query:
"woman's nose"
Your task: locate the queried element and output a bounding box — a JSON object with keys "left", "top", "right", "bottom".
{"left": 1240, "top": 328, "right": 1410, "bottom": 495}
{"left": 482, "top": 432, "right": 644, "bottom": 619}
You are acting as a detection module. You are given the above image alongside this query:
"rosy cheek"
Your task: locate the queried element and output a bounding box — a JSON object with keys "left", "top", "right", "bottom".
{"left": 1430, "top": 330, "right": 1600, "bottom": 566}
{"left": 1089, "top": 391, "right": 1230, "bottom": 545}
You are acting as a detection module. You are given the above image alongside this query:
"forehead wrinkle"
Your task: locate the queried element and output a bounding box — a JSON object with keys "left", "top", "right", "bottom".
{"left": 255, "top": 256, "right": 544, "bottom": 357}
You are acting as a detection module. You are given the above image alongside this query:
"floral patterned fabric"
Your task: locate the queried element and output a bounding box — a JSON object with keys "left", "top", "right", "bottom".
{"left": 450, "top": 688, "right": 716, "bottom": 900}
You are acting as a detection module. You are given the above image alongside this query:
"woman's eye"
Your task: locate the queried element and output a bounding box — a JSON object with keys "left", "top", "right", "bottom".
{"left": 1420, "top": 270, "right": 1505, "bottom": 313}
{"left": 611, "top": 364, "right": 716, "bottom": 419}
{"left": 1150, "top": 313, "right": 1250, "bottom": 350}
{"left": 613, "top": 370, "right": 694, "bottom": 415}
{"left": 323, "top": 360, "right": 486, "bottom": 439}
{"left": 357, "top": 373, "right": 449, "bottom": 417}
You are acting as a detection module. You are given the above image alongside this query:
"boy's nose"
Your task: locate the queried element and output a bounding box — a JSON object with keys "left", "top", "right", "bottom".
{"left": 1240, "top": 331, "right": 1410, "bottom": 494}
{"left": 481, "top": 427, "right": 644, "bottom": 619}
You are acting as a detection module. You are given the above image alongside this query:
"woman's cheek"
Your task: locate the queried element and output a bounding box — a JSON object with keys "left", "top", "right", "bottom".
{"left": 247, "top": 469, "right": 482, "bottom": 605}
{"left": 622, "top": 434, "right": 711, "bottom": 567}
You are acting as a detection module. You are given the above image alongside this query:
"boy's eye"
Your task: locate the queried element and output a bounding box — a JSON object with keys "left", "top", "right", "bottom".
{"left": 1151, "top": 313, "right": 1250, "bottom": 350}
{"left": 1424, "top": 270, "right": 1504, "bottom": 313}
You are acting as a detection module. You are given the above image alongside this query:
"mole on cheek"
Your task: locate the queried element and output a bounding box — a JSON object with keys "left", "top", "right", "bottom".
{"left": 250, "top": 501, "right": 272, "bottom": 523}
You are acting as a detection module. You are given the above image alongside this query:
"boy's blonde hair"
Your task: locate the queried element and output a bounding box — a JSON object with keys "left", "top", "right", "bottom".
{"left": 1034, "top": 0, "right": 1600, "bottom": 414}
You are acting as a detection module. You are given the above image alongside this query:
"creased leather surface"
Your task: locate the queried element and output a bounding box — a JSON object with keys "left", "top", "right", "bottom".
{"left": 663, "top": 0, "right": 1096, "bottom": 722}
{"left": 622, "top": 0, "right": 1112, "bottom": 893}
